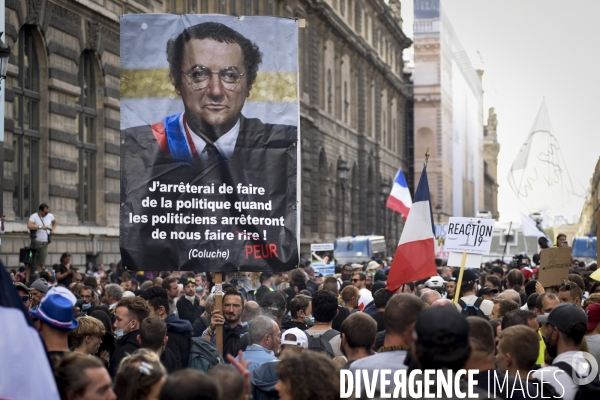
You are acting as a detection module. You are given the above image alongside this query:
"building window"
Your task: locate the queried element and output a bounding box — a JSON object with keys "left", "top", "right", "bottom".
{"left": 76, "top": 53, "right": 97, "bottom": 222}
{"left": 12, "top": 28, "right": 40, "bottom": 220}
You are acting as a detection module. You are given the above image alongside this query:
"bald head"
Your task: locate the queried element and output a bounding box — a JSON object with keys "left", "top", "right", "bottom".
{"left": 243, "top": 300, "right": 260, "bottom": 323}
{"left": 432, "top": 299, "right": 455, "bottom": 307}
{"left": 420, "top": 290, "right": 442, "bottom": 305}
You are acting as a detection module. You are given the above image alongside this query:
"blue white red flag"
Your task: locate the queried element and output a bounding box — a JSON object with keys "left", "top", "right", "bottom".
{"left": 0, "top": 263, "right": 60, "bottom": 400}
{"left": 386, "top": 168, "right": 412, "bottom": 221}
{"left": 386, "top": 164, "right": 437, "bottom": 292}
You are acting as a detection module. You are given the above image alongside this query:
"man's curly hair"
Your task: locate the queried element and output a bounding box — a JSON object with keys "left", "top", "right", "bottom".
{"left": 276, "top": 352, "right": 339, "bottom": 400}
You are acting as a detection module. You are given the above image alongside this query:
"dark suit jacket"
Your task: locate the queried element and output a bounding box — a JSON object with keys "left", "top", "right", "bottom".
{"left": 120, "top": 115, "right": 298, "bottom": 272}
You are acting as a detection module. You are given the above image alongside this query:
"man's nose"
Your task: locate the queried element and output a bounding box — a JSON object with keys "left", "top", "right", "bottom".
{"left": 206, "top": 73, "right": 224, "bottom": 98}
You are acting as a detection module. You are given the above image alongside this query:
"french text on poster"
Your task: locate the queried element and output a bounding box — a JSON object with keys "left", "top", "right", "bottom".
{"left": 119, "top": 14, "right": 299, "bottom": 272}
{"left": 538, "top": 247, "right": 571, "bottom": 287}
{"left": 445, "top": 217, "right": 495, "bottom": 255}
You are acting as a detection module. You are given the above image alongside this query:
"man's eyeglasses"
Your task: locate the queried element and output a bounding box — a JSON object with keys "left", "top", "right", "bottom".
{"left": 21, "top": 295, "right": 30, "bottom": 302}
{"left": 181, "top": 66, "right": 245, "bottom": 91}
{"left": 351, "top": 279, "right": 360, "bottom": 283}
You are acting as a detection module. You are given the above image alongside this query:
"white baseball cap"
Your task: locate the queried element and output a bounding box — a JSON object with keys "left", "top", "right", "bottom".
{"left": 281, "top": 328, "right": 308, "bottom": 349}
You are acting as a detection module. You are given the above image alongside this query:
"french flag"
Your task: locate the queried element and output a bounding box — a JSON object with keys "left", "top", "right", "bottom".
{"left": 0, "top": 263, "right": 60, "bottom": 400}
{"left": 386, "top": 164, "right": 437, "bottom": 292}
{"left": 386, "top": 168, "right": 412, "bottom": 221}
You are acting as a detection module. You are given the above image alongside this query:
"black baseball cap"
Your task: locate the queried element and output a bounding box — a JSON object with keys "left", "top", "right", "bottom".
{"left": 460, "top": 269, "right": 478, "bottom": 284}
{"left": 536, "top": 303, "right": 588, "bottom": 334}
{"left": 476, "top": 286, "right": 498, "bottom": 297}
{"left": 260, "top": 272, "right": 274, "bottom": 283}
{"left": 414, "top": 306, "right": 471, "bottom": 367}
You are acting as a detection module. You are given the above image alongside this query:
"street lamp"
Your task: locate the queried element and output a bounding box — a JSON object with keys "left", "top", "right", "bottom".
{"left": 337, "top": 160, "right": 349, "bottom": 237}
{"left": 380, "top": 181, "right": 390, "bottom": 241}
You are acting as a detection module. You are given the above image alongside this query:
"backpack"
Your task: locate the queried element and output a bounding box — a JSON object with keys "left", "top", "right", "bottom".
{"left": 554, "top": 361, "right": 600, "bottom": 400}
{"left": 307, "top": 329, "right": 339, "bottom": 358}
{"left": 188, "top": 337, "right": 224, "bottom": 372}
{"left": 457, "top": 298, "right": 488, "bottom": 320}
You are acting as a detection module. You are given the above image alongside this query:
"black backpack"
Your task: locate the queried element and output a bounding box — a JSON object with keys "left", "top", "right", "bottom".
{"left": 554, "top": 361, "right": 600, "bottom": 400}
{"left": 307, "top": 329, "right": 339, "bottom": 358}
{"left": 188, "top": 337, "right": 224, "bottom": 372}
{"left": 457, "top": 298, "right": 488, "bottom": 320}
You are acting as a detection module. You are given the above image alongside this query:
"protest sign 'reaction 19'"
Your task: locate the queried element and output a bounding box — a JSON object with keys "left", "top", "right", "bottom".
{"left": 444, "top": 217, "right": 495, "bottom": 255}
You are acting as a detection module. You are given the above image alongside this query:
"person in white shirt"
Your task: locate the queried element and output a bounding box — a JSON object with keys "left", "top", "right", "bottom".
{"left": 455, "top": 269, "right": 494, "bottom": 317}
{"left": 532, "top": 303, "right": 590, "bottom": 400}
{"left": 26, "top": 203, "right": 57, "bottom": 270}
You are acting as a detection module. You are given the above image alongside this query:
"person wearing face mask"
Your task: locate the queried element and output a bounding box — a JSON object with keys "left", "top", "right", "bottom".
{"left": 79, "top": 286, "right": 110, "bottom": 317}
{"left": 176, "top": 277, "right": 205, "bottom": 326}
{"left": 282, "top": 294, "right": 312, "bottom": 331}
{"left": 532, "top": 303, "right": 590, "bottom": 400}
{"left": 109, "top": 297, "right": 149, "bottom": 378}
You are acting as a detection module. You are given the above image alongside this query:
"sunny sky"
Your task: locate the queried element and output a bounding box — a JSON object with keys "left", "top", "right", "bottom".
{"left": 401, "top": 0, "right": 599, "bottom": 224}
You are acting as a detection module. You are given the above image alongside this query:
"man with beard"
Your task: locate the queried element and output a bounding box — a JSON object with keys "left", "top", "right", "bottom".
{"left": 532, "top": 303, "right": 589, "bottom": 400}
{"left": 176, "top": 277, "right": 205, "bottom": 325}
{"left": 203, "top": 287, "right": 249, "bottom": 358}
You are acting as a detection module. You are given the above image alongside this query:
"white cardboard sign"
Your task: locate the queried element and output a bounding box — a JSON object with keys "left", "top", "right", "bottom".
{"left": 445, "top": 217, "right": 495, "bottom": 255}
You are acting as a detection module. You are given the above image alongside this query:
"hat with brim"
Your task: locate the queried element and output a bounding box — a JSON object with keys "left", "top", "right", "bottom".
{"left": 30, "top": 294, "right": 79, "bottom": 330}
{"left": 476, "top": 286, "right": 498, "bottom": 297}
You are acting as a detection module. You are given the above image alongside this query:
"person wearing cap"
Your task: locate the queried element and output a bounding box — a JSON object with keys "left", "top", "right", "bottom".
{"left": 15, "top": 282, "right": 32, "bottom": 310}
{"left": 251, "top": 327, "right": 307, "bottom": 400}
{"left": 584, "top": 303, "right": 600, "bottom": 366}
{"left": 476, "top": 286, "right": 498, "bottom": 301}
{"left": 30, "top": 287, "right": 79, "bottom": 369}
{"left": 409, "top": 305, "right": 490, "bottom": 399}
{"left": 30, "top": 278, "right": 50, "bottom": 310}
{"left": 176, "top": 277, "right": 205, "bottom": 326}
{"left": 532, "top": 303, "right": 590, "bottom": 400}
{"left": 236, "top": 315, "right": 280, "bottom": 373}
{"left": 455, "top": 269, "right": 494, "bottom": 317}
{"left": 254, "top": 272, "right": 275, "bottom": 304}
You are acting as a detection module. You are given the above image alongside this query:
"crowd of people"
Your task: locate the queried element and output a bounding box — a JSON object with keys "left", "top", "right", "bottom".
{"left": 7, "top": 233, "right": 600, "bottom": 399}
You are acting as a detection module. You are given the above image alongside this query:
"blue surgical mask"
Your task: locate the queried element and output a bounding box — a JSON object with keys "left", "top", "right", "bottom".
{"left": 81, "top": 302, "right": 92, "bottom": 311}
{"left": 305, "top": 315, "right": 315, "bottom": 327}
{"left": 115, "top": 320, "right": 133, "bottom": 340}
{"left": 196, "top": 286, "right": 204, "bottom": 293}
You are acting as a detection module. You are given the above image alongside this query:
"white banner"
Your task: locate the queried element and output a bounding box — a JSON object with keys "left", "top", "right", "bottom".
{"left": 445, "top": 217, "right": 495, "bottom": 255}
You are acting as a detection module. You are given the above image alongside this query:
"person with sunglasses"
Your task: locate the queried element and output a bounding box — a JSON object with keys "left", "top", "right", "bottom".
{"left": 15, "top": 282, "right": 32, "bottom": 310}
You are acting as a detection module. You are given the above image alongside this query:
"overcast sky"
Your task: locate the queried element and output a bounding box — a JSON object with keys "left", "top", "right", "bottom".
{"left": 401, "top": 0, "right": 598, "bottom": 224}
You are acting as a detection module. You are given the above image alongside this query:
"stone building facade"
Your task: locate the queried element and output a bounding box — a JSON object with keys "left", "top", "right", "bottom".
{"left": 413, "top": 0, "right": 488, "bottom": 221}
{"left": 578, "top": 157, "right": 600, "bottom": 237}
{"left": 1, "top": 0, "right": 413, "bottom": 267}
{"left": 483, "top": 107, "right": 499, "bottom": 219}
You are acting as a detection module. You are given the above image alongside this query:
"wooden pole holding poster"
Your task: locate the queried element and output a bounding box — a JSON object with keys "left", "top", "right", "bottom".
{"left": 452, "top": 252, "right": 468, "bottom": 304}
{"left": 214, "top": 272, "right": 224, "bottom": 355}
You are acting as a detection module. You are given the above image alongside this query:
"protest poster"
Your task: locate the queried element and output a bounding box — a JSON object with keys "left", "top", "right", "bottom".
{"left": 445, "top": 217, "right": 495, "bottom": 255}
{"left": 311, "top": 243, "right": 335, "bottom": 276}
{"left": 120, "top": 15, "right": 299, "bottom": 272}
{"left": 538, "top": 247, "right": 571, "bottom": 287}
